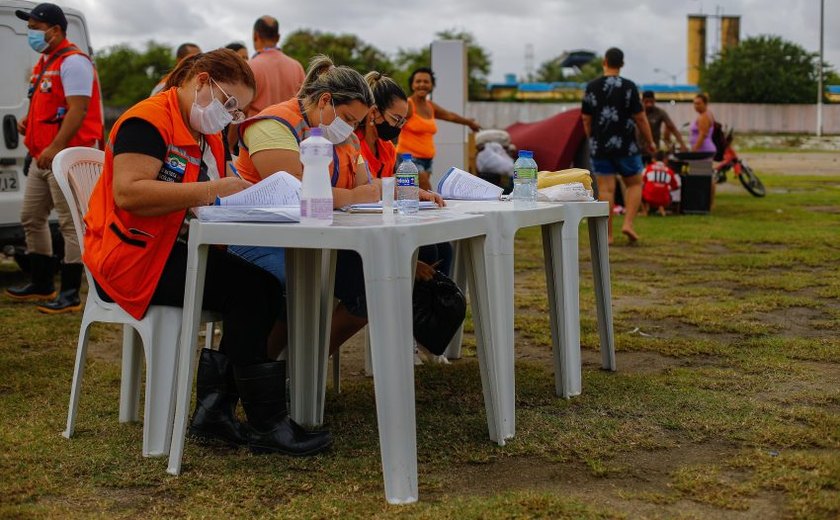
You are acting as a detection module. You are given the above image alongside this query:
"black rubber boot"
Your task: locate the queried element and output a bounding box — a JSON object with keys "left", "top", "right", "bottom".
{"left": 234, "top": 361, "right": 333, "bottom": 456}
{"left": 5, "top": 253, "right": 56, "bottom": 302}
{"left": 188, "top": 349, "right": 248, "bottom": 447}
{"left": 37, "top": 263, "right": 83, "bottom": 314}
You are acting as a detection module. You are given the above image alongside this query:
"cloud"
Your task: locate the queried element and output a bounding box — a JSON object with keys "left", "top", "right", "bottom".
{"left": 62, "top": 0, "right": 840, "bottom": 83}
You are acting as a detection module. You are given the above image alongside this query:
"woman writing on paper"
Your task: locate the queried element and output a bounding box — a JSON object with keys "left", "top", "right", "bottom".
{"left": 396, "top": 67, "right": 482, "bottom": 191}
{"left": 84, "top": 49, "right": 332, "bottom": 457}
{"left": 355, "top": 71, "right": 452, "bottom": 276}
{"left": 232, "top": 57, "right": 442, "bottom": 356}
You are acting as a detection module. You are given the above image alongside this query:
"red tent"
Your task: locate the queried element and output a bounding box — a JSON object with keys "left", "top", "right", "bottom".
{"left": 506, "top": 108, "right": 586, "bottom": 171}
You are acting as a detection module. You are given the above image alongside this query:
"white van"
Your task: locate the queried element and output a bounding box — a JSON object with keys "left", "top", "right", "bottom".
{"left": 0, "top": 0, "right": 96, "bottom": 249}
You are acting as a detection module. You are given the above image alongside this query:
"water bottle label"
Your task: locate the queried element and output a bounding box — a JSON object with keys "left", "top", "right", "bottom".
{"left": 395, "top": 173, "right": 416, "bottom": 187}
{"left": 514, "top": 167, "right": 537, "bottom": 181}
{"left": 301, "top": 143, "right": 333, "bottom": 159}
{"left": 301, "top": 198, "right": 332, "bottom": 219}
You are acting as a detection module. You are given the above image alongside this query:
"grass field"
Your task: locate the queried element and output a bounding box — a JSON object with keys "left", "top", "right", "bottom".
{"left": 1, "top": 164, "right": 838, "bottom": 519}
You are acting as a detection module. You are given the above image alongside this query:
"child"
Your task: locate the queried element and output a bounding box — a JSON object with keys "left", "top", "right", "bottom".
{"left": 642, "top": 151, "right": 680, "bottom": 216}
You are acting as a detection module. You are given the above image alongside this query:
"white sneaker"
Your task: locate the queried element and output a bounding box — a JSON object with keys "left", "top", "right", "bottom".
{"left": 414, "top": 347, "right": 425, "bottom": 366}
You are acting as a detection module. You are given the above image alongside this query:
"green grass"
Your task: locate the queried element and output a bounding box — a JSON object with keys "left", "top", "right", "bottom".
{"left": 1, "top": 167, "right": 839, "bottom": 518}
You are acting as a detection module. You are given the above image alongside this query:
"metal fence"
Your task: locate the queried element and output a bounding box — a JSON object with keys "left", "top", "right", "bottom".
{"left": 466, "top": 102, "right": 840, "bottom": 135}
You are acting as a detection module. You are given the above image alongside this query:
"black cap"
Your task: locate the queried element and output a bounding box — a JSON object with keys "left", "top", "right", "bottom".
{"left": 15, "top": 3, "right": 67, "bottom": 32}
{"left": 642, "top": 90, "right": 655, "bottom": 100}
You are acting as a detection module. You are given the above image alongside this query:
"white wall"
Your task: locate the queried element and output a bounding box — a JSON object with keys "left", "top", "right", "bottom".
{"left": 465, "top": 101, "right": 840, "bottom": 135}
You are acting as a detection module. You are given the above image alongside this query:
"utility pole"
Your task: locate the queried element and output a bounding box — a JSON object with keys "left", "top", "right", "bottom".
{"left": 817, "top": 0, "right": 824, "bottom": 137}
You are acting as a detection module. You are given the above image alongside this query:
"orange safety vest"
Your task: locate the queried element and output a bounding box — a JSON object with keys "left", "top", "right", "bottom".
{"left": 354, "top": 127, "right": 396, "bottom": 178}
{"left": 83, "top": 88, "right": 226, "bottom": 320}
{"left": 234, "top": 98, "right": 360, "bottom": 189}
{"left": 25, "top": 39, "right": 103, "bottom": 159}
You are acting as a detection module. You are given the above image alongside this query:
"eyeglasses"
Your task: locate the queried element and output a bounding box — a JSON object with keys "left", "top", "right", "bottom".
{"left": 211, "top": 79, "right": 246, "bottom": 123}
{"left": 382, "top": 110, "right": 407, "bottom": 129}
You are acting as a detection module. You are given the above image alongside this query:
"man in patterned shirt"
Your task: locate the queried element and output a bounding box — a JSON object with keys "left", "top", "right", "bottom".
{"left": 581, "top": 47, "right": 655, "bottom": 244}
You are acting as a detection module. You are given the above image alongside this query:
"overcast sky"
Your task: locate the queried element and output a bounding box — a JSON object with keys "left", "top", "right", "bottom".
{"left": 64, "top": 0, "right": 839, "bottom": 85}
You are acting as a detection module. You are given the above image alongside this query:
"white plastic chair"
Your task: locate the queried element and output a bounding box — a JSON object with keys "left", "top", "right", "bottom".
{"left": 53, "top": 147, "right": 217, "bottom": 457}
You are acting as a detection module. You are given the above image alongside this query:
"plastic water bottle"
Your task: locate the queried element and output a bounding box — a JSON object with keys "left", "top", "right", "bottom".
{"left": 299, "top": 128, "right": 333, "bottom": 226}
{"left": 395, "top": 153, "right": 419, "bottom": 215}
{"left": 512, "top": 150, "right": 538, "bottom": 204}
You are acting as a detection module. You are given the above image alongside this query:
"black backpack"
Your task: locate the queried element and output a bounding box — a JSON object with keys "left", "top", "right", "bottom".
{"left": 711, "top": 121, "right": 726, "bottom": 161}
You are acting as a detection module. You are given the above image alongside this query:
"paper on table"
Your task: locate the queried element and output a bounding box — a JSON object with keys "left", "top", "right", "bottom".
{"left": 195, "top": 205, "right": 300, "bottom": 222}
{"left": 343, "top": 201, "right": 439, "bottom": 213}
{"left": 437, "top": 167, "right": 504, "bottom": 200}
{"left": 216, "top": 171, "right": 301, "bottom": 207}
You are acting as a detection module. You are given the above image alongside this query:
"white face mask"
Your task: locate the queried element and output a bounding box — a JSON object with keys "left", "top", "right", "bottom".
{"left": 319, "top": 98, "right": 353, "bottom": 144}
{"left": 189, "top": 80, "right": 233, "bottom": 135}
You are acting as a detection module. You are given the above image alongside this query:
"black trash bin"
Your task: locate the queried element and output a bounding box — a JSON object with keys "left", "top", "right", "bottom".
{"left": 671, "top": 152, "right": 715, "bottom": 215}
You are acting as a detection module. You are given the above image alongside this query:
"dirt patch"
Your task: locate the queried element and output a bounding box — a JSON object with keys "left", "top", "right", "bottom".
{"left": 433, "top": 442, "right": 787, "bottom": 519}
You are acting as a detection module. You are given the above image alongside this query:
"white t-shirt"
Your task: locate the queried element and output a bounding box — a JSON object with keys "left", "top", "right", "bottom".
{"left": 59, "top": 54, "right": 94, "bottom": 97}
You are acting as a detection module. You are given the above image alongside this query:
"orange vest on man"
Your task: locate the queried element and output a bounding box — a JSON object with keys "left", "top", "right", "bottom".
{"left": 26, "top": 38, "right": 103, "bottom": 159}
{"left": 83, "top": 88, "right": 226, "bottom": 319}
{"left": 234, "top": 98, "right": 360, "bottom": 189}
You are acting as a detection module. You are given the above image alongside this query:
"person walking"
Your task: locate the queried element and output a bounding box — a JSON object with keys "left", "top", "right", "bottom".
{"left": 6, "top": 3, "right": 103, "bottom": 313}
{"left": 581, "top": 47, "right": 655, "bottom": 244}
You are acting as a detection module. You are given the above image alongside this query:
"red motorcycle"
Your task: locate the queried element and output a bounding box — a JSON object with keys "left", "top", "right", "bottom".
{"left": 713, "top": 127, "right": 766, "bottom": 197}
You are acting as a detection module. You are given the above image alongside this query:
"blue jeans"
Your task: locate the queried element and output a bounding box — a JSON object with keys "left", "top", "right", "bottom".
{"left": 230, "top": 245, "right": 369, "bottom": 318}
{"left": 411, "top": 157, "right": 433, "bottom": 174}
{"left": 229, "top": 246, "right": 286, "bottom": 286}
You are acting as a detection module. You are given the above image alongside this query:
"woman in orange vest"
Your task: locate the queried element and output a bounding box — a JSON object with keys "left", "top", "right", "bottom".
{"left": 83, "top": 49, "right": 331, "bottom": 456}
{"left": 396, "top": 67, "right": 482, "bottom": 190}
{"left": 354, "top": 71, "right": 451, "bottom": 278}
{"left": 232, "top": 57, "right": 443, "bottom": 356}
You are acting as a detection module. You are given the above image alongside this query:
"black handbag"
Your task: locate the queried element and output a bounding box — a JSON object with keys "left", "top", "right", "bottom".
{"left": 412, "top": 271, "right": 467, "bottom": 355}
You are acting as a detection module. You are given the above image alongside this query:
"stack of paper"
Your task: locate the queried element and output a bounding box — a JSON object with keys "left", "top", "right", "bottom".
{"left": 437, "top": 167, "right": 504, "bottom": 200}
{"left": 196, "top": 205, "right": 300, "bottom": 222}
{"left": 197, "top": 171, "right": 303, "bottom": 222}
{"left": 343, "top": 201, "right": 439, "bottom": 213}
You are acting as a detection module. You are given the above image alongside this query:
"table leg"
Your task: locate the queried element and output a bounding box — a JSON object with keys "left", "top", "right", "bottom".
{"left": 542, "top": 220, "right": 582, "bottom": 398}
{"left": 286, "top": 248, "right": 330, "bottom": 427}
{"left": 444, "top": 240, "right": 468, "bottom": 360}
{"left": 588, "top": 216, "right": 616, "bottom": 371}
{"left": 360, "top": 244, "right": 418, "bottom": 504}
{"left": 319, "top": 250, "right": 337, "bottom": 410}
{"left": 167, "top": 242, "right": 209, "bottom": 476}
{"left": 462, "top": 235, "right": 511, "bottom": 444}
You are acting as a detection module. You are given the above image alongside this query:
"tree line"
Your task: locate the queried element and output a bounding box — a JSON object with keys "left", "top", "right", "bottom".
{"left": 94, "top": 29, "right": 838, "bottom": 109}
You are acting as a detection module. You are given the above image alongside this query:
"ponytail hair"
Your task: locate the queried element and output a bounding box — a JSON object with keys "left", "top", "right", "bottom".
{"left": 163, "top": 48, "right": 256, "bottom": 92}
{"left": 364, "top": 71, "right": 407, "bottom": 111}
{"left": 297, "top": 54, "right": 373, "bottom": 109}
{"left": 362, "top": 71, "right": 407, "bottom": 126}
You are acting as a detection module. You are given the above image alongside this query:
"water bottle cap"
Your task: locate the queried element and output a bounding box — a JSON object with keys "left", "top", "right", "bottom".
{"left": 310, "top": 127, "right": 323, "bottom": 137}
{"left": 519, "top": 150, "right": 533, "bottom": 159}
{"left": 400, "top": 153, "right": 413, "bottom": 161}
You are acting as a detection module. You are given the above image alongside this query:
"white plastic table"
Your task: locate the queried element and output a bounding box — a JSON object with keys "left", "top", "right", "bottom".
{"left": 443, "top": 200, "right": 615, "bottom": 442}
{"left": 166, "top": 211, "right": 507, "bottom": 504}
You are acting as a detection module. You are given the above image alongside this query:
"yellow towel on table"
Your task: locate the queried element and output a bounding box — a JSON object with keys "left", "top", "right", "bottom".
{"left": 537, "top": 168, "right": 592, "bottom": 190}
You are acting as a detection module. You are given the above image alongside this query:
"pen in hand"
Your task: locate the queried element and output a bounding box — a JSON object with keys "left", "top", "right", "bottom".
{"left": 228, "top": 163, "right": 242, "bottom": 178}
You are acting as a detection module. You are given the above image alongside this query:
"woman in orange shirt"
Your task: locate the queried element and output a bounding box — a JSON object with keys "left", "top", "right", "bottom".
{"left": 396, "top": 67, "right": 481, "bottom": 190}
